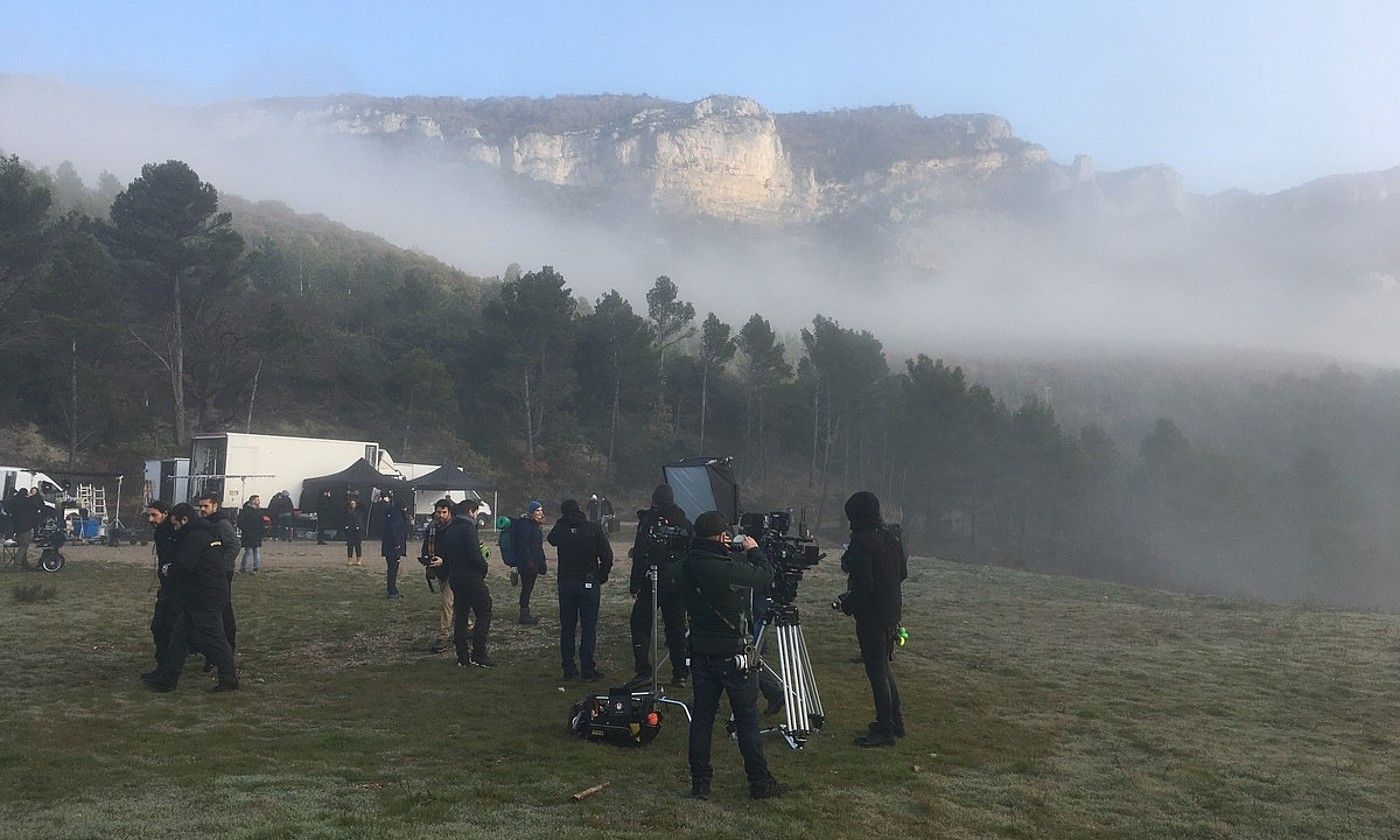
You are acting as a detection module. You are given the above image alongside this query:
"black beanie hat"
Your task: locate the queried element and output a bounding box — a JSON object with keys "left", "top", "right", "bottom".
{"left": 844, "top": 491, "right": 883, "bottom": 531}
{"left": 652, "top": 483, "right": 674, "bottom": 506}
{"left": 561, "top": 498, "right": 581, "bottom": 515}
{"left": 694, "top": 511, "right": 729, "bottom": 538}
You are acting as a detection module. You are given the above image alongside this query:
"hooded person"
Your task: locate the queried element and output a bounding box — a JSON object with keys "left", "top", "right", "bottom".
{"left": 548, "top": 498, "right": 614, "bottom": 681}
{"left": 380, "top": 490, "right": 409, "bottom": 600}
{"left": 836, "top": 490, "right": 908, "bottom": 747}
{"left": 628, "top": 483, "right": 693, "bottom": 685}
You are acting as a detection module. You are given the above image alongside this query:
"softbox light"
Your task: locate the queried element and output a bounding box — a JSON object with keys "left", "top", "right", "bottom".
{"left": 662, "top": 457, "right": 739, "bottom": 525}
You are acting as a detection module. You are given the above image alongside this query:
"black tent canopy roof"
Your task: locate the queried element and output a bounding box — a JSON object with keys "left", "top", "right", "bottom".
{"left": 298, "top": 458, "right": 408, "bottom": 508}
{"left": 407, "top": 463, "right": 492, "bottom": 492}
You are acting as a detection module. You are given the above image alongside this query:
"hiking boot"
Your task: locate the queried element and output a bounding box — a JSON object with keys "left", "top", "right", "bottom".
{"left": 141, "top": 674, "right": 175, "bottom": 693}
{"left": 855, "top": 731, "right": 897, "bottom": 748}
{"left": 689, "top": 779, "right": 711, "bottom": 800}
{"left": 561, "top": 670, "right": 578, "bottom": 681}
{"left": 581, "top": 668, "right": 604, "bottom": 682}
{"left": 517, "top": 609, "right": 539, "bottom": 625}
{"left": 209, "top": 680, "right": 240, "bottom": 693}
{"left": 469, "top": 653, "right": 496, "bottom": 668}
{"left": 749, "top": 777, "right": 784, "bottom": 800}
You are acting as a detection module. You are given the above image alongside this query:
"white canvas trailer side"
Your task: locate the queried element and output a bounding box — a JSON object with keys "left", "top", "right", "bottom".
{"left": 189, "top": 432, "right": 386, "bottom": 509}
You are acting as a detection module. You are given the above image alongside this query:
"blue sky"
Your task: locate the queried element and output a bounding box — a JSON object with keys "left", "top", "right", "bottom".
{"left": 4, "top": 0, "right": 1397, "bottom": 192}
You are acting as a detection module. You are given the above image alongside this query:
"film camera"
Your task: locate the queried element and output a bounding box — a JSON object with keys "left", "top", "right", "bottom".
{"left": 737, "top": 510, "right": 823, "bottom": 605}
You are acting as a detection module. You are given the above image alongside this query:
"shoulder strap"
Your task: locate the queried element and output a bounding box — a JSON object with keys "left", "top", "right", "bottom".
{"left": 680, "top": 556, "right": 742, "bottom": 634}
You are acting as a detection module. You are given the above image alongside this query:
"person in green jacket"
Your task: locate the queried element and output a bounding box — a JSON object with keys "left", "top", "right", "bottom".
{"left": 673, "top": 510, "right": 783, "bottom": 802}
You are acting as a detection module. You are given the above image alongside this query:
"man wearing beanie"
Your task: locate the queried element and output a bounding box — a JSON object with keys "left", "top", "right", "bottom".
{"left": 515, "top": 500, "right": 548, "bottom": 624}
{"left": 629, "top": 483, "right": 693, "bottom": 685}
{"left": 674, "top": 510, "right": 783, "bottom": 801}
{"left": 548, "top": 498, "right": 613, "bottom": 681}
{"left": 836, "top": 490, "right": 908, "bottom": 747}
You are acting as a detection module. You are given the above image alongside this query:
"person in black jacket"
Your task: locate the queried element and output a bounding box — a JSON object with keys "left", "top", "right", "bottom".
{"left": 141, "top": 500, "right": 179, "bottom": 673}
{"left": 237, "top": 495, "right": 265, "bottom": 573}
{"left": 835, "top": 491, "right": 908, "bottom": 747}
{"left": 425, "top": 499, "right": 494, "bottom": 668}
{"left": 548, "top": 498, "right": 613, "bottom": 681}
{"left": 315, "top": 489, "right": 336, "bottom": 544}
{"left": 628, "top": 484, "right": 692, "bottom": 685}
{"left": 267, "top": 490, "right": 294, "bottom": 540}
{"left": 379, "top": 490, "right": 408, "bottom": 600}
{"left": 143, "top": 503, "right": 238, "bottom": 692}
{"left": 344, "top": 498, "right": 366, "bottom": 566}
{"left": 198, "top": 493, "right": 240, "bottom": 658}
{"left": 513, "top": 501, "right": 548, "bottom": 624}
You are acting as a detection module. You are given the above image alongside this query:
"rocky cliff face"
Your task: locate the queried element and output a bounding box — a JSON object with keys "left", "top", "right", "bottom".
{"left": 236, "top": 93, "right": 1187, "bottom": 225}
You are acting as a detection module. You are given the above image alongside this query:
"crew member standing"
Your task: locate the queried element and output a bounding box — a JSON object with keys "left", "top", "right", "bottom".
{"left": 380, "top": 490, "right": 408, "bottom": 600}
{"left": 425, "top": 499, "right": 494, "bottom": 667}
{"left": 142, "top": 500, "right": 179, "bottom": 673}
{"left": 143, "top": 503, "right": 238, "bottom": 692}
{"left": 674, "top": 511, "right": 782, "bottom": 801}
{"left": 548, "top": 498, "right": 613, "bottom": 681}
{"left": 237, "top": 495, "right": 264, "bottom": 574}
{"left": 514, "top": 501, "right": 547, "bottom": 625}
{"left": 629, "top": 484, "right": 692, "bottom": 685}
{"left": 344, "top": 498, "right": 366, "bottom": 566}
{"left": 198, "top": 492, "right": 240, "bottom": 656}
{"left": 836, "top": 491, "right": 908, "bottom": 747}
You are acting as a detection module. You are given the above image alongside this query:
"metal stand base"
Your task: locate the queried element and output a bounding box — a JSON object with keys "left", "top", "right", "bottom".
{"left": 755, "top": 604, "right": 825, "bottom": 749}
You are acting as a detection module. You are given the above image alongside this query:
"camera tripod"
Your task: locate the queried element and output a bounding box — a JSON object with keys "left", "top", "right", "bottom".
{"left": 754, "top": 601, "right": 825, "bottom": 749}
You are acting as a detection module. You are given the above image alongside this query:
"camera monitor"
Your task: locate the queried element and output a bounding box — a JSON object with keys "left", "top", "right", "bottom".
{"left": 662, "top": 457, "right": 739, "bottom": 525}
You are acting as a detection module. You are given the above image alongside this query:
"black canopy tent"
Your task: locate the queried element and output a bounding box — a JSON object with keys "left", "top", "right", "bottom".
{"left": 662, "top": 456, "right": 739, "bottom": 524}
{"left": 298, "top": 459, "right": 409, "bottom": 510}
{"left": 406, "top": 464, "right": 492, "bottom": 492}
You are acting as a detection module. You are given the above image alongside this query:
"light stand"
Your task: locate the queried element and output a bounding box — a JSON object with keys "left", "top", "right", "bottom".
{"left": 643, "top": 563, "right": 691, "bottom": 721}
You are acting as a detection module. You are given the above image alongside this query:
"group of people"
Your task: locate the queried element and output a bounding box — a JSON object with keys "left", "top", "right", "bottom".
{"left": 141, "top": 491, "right": 242, "bottom": 692}
{"left": 133, "top": 478, "right": 908, "bottom": 803}
{"left": 2, "top": 486, "right": 49, "bottom": 568}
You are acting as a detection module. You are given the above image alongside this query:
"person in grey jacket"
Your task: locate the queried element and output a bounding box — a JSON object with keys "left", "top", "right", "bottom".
{"left": 198, "top": 492, "right": 241, "bottom": 656}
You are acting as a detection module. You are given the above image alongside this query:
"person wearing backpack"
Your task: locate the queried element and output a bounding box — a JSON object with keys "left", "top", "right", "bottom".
{"left": 497, "top": 514, "right": 520, "bottom": 586}
{"left": 514, "top": 501, "right": 548, "bottom": 625}
{"left": 548, "top": 499, "right": 613, "bottom": 681}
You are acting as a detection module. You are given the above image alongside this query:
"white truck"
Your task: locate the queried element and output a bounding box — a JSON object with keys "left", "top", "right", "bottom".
{"left": 188, "top": 432, "right": 391, "bottom": 510}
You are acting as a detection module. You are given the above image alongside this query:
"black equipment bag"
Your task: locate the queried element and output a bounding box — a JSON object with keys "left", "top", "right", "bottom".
{"left": 569, "top": 688, "right": 663, "bottom": 747}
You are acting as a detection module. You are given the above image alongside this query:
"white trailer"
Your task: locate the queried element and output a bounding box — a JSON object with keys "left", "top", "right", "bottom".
{"left": 142, "top": 457, "right": 191, "bottom": 504}
{"left": 0, "top": 466, "right": 68, "bottom": 520}
{"left": 188, "top": 432, "right": 390, "bottom": 510}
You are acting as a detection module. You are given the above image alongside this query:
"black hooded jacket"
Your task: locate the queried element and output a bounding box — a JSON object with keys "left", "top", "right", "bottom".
{"left": 629, "top": 484, "right": 693, "bottom": 594}
{"left": 548, "top": 505, "right": 614, "bottom": 583}
{"left": 839, "top": 491, "right": 907, "bottom": 626}
{"left": 167, "top": 516, "right": 231, "bottom": 607}
{"left": 424, "top": 514, "right": 486, "bottom": 581}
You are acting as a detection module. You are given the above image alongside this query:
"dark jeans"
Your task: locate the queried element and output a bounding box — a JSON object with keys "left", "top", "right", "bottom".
{"left": 630, "top": 588, "right": 688, "bottom": 677}
{"left": 450, "top": 574, "right": 492, "bottom": 661}
{"left": 150, "top": 592, "right": 176, "bottom": 664}
{"left": 156, "top": 603, "right": 237, "bottom": 687}
{"left": 558, "top": 578, "right": 600, "bottom": 675}
{"left": 385, "top": 555, "right": 400, "bottom": 595}
{"left": 518, "top": 569, "right": 538, "bottom": 610}
{"left": 222, "top": 570, "right": 237, "bottom": 652}
{"left": 346, "top": 535, "right": 362, "bottom": 558}
{"left": 688, "top": 653, "right": 770, "bottom": 788}
{"left": 856, "top": 620, "right": 903, "bottom": 736}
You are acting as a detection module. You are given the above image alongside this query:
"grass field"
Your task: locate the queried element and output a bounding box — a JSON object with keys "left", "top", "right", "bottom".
{"left": 2, "top": 541, "right": 1399, "bottom": 839}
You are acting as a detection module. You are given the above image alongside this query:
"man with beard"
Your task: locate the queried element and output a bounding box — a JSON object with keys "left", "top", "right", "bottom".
{"left": 674, "top": 511, "right": 782, "bottom": 801}
{"left": 425, "top": 499, "right": 494, "bottom": 668}
{"left": 628, "top": 484, "right": 692, "bottom": 686}
{"left": 142, "top": 500, "right": 179, "bottom": 669}
{"left": 198, "top": 492, "right": 240, "bottom": 658}
{"left": 548, "top": 498, "right": 613, "bottom": 681}
{"left": 834, "top": 491, "right": 908, "bottom": 747}
{"left": 142, "top": 503, "right": 238, "bottom": 692}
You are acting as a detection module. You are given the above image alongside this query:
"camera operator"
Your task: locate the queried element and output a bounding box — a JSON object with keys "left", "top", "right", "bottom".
{"left": 424, "top": 499, "right": 494, "bottom": 668}
{"left": 142, "top": 502, "right": 238, "bottom": 693}
{"left": 834, "top": 491, "right": 908, "bottom": 747}
{"left": 547, "top": 498, "right": 613, "bottom": 681}
{"left": 674, "top": 511, "right": 783, "bottom": 801}
{"left": 629, "top": 484, "right": 692, "bottom": 686}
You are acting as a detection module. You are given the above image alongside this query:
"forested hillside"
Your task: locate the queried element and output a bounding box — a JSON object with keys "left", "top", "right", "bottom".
{"left": 3, "top": 153, "right": 1399, "bottom": 610}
